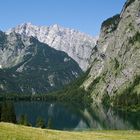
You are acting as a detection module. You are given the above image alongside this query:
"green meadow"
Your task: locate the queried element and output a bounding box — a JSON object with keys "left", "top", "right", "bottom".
{"left": 0, "top": 122, "right": 140, "bottom": 140}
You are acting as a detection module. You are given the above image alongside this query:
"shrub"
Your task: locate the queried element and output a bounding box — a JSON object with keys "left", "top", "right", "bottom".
{"left": 129, "top": 32, "right": 140, "bottom": 45}
{"left": 47, "top": 117, "right": 53, "bottom": 129}
{"left": 18, "top": 114, "right": 31, "bottom": 126}
{"left": 113, "top": 75, "right": 140, "bottom": 111}
{"left": 36, "top": 117, "right": 46, "bottom": 128}
{"left": 101, "top": 14, "right": 120, "bottom": 32}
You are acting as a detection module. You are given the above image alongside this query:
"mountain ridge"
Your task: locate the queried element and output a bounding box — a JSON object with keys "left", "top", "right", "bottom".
{"left": 6, "top": 23, "right": 97, "bottom": 71}
{"left": 0, "top": 31, "right": 83, "bottom": 94}
{"left": 82, "top": 0, "right": 140, "bottom": 109}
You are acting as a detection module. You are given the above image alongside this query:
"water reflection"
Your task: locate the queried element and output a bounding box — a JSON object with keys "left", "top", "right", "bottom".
{"left": 14, "top": 101, "right": 140, "bottom": 130}
{"left": 79, "top": 104, "right": 140, "bottom": 130}
{"left": 14, "top": 102, "right": 81, "bottom": 130}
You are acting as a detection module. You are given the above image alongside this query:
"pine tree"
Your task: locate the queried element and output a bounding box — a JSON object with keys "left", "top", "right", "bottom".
{"left": 0, "top": 103, "right": 1, "bottom": 121}
{"left": 1, "top": 102, "right": 16, "bottom": 123}
{"left": 35, "top": 117, "right": 46, "bottom": 128}
{"left": 18, "top": 114, "right": 30, "bottom": 126}
{"left": 47, "top": 117, "right": 53, "bottom": 129}
{"left": 18, "top": 114, "right": 25, "bottom": 125}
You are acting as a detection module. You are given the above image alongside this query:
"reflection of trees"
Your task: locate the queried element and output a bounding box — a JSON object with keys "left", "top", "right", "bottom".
{"left": 76, "top": 103, "right": 140, "bottom": 130}
{"left": 4, "top": 101, "right": 139, "bottom": 130}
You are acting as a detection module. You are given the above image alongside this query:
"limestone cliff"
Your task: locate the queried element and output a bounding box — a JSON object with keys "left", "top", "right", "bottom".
{"left": 83, "top": 0, "right": 140, "bottom": 107}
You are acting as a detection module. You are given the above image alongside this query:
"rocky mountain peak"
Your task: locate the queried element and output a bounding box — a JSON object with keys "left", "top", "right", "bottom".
{"left": 83, "top": 0, "right": 140, "bottom": 106}
{"left": 0, "top": 31, "right": 83, "bottom": 94}
{"left": 6, "top": 23, "right": 97, "bottom": 71}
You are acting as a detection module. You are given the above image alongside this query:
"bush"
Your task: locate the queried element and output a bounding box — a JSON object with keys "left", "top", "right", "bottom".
{"left": 101, "top": 14, "right": 120, "bottom": 32}
{"left": 114, "top": 58, "right": 119, "bottom": 69}
{"left": 0, "top": 103, "right": 1, "bottom": 121}
{"left": 129, "top": 32, "right": 140, "bottom": 45}
{"left": 36, "top": 117, "right": 46, "bottom": 128}
{"left": 18, "top": 114, "right": 31, "bottom": 126}
{"left": 102, "top": 93, "right": 110, "bottom": 106}
{"left": 47, "top": 117, "right": 53, "bottom": 129}
{"left": 113, "top": 75, "right": 140, "bottom": 111}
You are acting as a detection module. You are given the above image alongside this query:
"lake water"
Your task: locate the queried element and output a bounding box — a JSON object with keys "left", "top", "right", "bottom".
{"left": 13, "top": 101, "right": 140, "bottom": 130}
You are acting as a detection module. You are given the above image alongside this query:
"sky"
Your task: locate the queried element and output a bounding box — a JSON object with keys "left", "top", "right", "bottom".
{"left": 0, "top": 0, "right": 126, "bottom": 36}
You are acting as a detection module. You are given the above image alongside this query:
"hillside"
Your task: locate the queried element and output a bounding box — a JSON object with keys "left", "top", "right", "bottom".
{"left": 83, "top": 0, "right": 140, "bottom": 109}
{"left": 0, "top": 122, "right": 140, "bottom": 140}
{"left": 6, "top": 23, "right": 97, "bottom": 71}
{"left": 0, "top": 31, "right": 82, "bottom": 94}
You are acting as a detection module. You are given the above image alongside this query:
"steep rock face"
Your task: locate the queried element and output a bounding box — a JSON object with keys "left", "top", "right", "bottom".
{"left": 6, "top": 23, "right": 97, "bottom": 71}
{"left": 0, "top": 32, "right": 82, "bottom": 94}
{"left": 83, "top": 0, "right": 140, "bottom": 105}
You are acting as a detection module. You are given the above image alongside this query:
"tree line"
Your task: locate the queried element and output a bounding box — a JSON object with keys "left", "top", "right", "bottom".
{"left": 0, "top": 102, "right": 53, "bottom": 129}
{"left": 0, "top": 69, "right": 93, "bottom": 110}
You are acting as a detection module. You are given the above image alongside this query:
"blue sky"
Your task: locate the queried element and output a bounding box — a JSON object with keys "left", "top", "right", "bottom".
{"left": 0, "top": 0, "right": 126, "bottom": 36}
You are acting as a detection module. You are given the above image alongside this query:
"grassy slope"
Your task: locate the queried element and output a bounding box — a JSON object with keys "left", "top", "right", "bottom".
{"left": 0, "top": 123, "right": 140, "bottom": 140}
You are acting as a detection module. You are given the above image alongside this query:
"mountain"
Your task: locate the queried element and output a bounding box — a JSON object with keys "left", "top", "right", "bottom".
{"left": 82, "top": 0, "right": 140, "bottom": 108}
{"left": 0, "top": 31, "right": 83, "bottom": 94}
{"left": 6, "top": 23, "right": 97, "bottom": 71}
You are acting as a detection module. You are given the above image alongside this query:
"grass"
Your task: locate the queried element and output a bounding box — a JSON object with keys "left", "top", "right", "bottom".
{"left": 0, "top": 122, "right": 140, "bottom": 140}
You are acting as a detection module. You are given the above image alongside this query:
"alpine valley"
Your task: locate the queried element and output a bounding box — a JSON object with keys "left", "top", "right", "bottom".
{"left": 6, "top": 23, "right": 97, "bottom": 71}
{"left": 0, "top": 0, "right": 140, "bottom": 109}
{"left": 0, "top": 25, "right": 97, "bottom": 94}
{"left": 0, "top": 0, "right": 140, "bottom": 137}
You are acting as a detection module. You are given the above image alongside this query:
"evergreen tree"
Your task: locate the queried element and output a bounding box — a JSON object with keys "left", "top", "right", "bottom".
{"left": 18, "top": 114, "right": 30, "bottom": 126}
{"left": 1, "top": 102, "right": 16, "bottom": 123}
{"left": 47, "top": 117, "right": 53, "bottom": 129}
{"left": 18, "top": 114, "right": 25, "bottom": 125}
{"left": 35, "top": 117, "right": 46, "bottom": 128}
{"left": 0, "top": 103, "right": 1, "bottom": 121}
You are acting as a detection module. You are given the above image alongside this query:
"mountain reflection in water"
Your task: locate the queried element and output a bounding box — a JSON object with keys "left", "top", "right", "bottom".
{"left": 13, "top": 102, "right": 140, "bottom": 130}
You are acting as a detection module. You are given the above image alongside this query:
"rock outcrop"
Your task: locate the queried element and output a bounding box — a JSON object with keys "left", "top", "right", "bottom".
{"left": 83, "top": 0, "right": 140, "bottom": 106}
{"left": 0, "top": 31, "right": 82, "bottom": 94}
{"left": 6, "top": 23, "right": 97, "bottom": 71}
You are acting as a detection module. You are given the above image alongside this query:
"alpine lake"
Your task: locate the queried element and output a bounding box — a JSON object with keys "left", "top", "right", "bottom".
{"left": 10, "top": 101, "right": 140, "bottom": 130}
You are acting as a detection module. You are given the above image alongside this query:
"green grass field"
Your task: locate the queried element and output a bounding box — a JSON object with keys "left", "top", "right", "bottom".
{"left": 0, "top": 122, "right": 140, "bottom": 140}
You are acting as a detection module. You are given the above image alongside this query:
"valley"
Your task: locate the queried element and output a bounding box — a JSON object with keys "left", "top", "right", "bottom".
{"left": 0, "top": 0, "right": 140, "bottom": 139}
